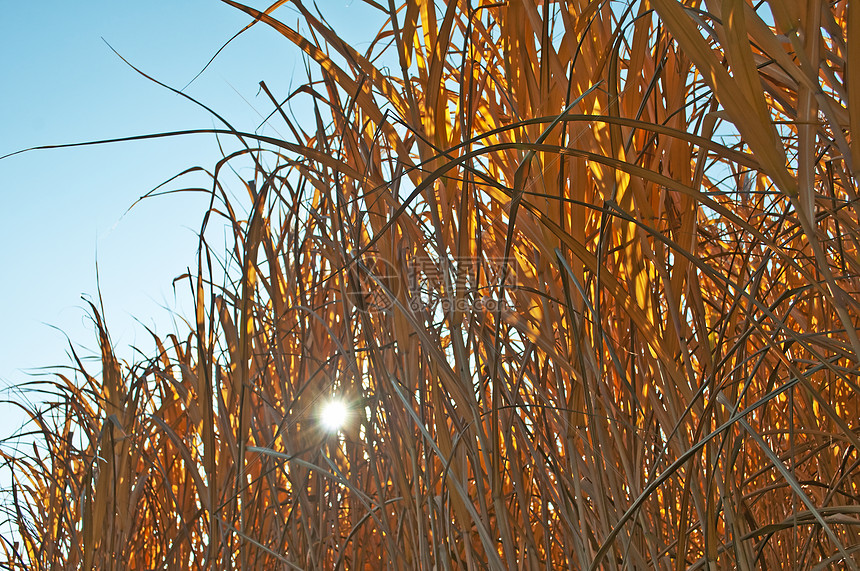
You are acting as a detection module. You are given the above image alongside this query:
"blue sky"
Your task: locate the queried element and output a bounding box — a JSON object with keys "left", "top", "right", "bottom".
{"left": 0, "top": 1, "right": 384, "bottom": 436}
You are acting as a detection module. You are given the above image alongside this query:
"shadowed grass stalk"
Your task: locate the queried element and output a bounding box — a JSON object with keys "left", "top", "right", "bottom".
{"left": 2, "top": 0, "right": 860, "bottom": 569}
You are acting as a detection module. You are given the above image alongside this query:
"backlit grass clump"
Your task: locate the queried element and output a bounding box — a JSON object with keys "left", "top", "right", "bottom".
{"left": 3, "top": 0, "right": 860, "bottom": 569}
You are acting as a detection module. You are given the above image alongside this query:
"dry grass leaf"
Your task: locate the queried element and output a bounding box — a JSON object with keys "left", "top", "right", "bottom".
{"left": 2, "top": 1, "right": 860, "bottom": 569}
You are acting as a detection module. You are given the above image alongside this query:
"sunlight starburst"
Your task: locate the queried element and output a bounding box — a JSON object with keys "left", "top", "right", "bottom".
{"left": 319, "top": 399, "right": 348, "bottom": 432}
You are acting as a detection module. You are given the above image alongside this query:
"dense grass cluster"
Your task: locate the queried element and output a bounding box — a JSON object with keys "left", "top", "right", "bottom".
{"left": 3, "top": 0, "right": 860, "bottom": 568}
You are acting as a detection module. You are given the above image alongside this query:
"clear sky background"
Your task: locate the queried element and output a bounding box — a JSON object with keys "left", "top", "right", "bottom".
{"left": 0, "top": 1, "right": 383, "bottom": 437}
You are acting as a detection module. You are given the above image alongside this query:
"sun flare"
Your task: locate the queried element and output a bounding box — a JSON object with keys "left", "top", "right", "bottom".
{"left": 319, "top": 399, "right": 348, "bottom": 432}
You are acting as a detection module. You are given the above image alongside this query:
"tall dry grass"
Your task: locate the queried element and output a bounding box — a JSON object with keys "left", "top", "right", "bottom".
{"left": 2, "top": 0, "right": 860, "bottom": 568}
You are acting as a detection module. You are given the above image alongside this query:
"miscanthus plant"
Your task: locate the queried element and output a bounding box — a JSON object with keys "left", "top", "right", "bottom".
{"left": 2, "top": 0, "right": 860, "bottom": 569}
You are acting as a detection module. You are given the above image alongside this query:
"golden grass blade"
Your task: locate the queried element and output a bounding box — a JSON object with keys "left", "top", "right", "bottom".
{"left": 4, "top": 1, "right": 860, "bottom": 569}
{"left": 652, "top": 0, "right": 797, "bottom": 196}
{"left": 850, "top": 1, "right": 860, "bottom": 170}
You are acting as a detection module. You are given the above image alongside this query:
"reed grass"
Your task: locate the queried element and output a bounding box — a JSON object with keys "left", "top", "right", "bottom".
{"left": 3, "top": 0, "right": 860, "bottom": 568}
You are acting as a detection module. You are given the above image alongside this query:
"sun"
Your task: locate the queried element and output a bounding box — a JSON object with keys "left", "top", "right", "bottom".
{"left": 319, "top": 399, "right": 348, "bottom": 432}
